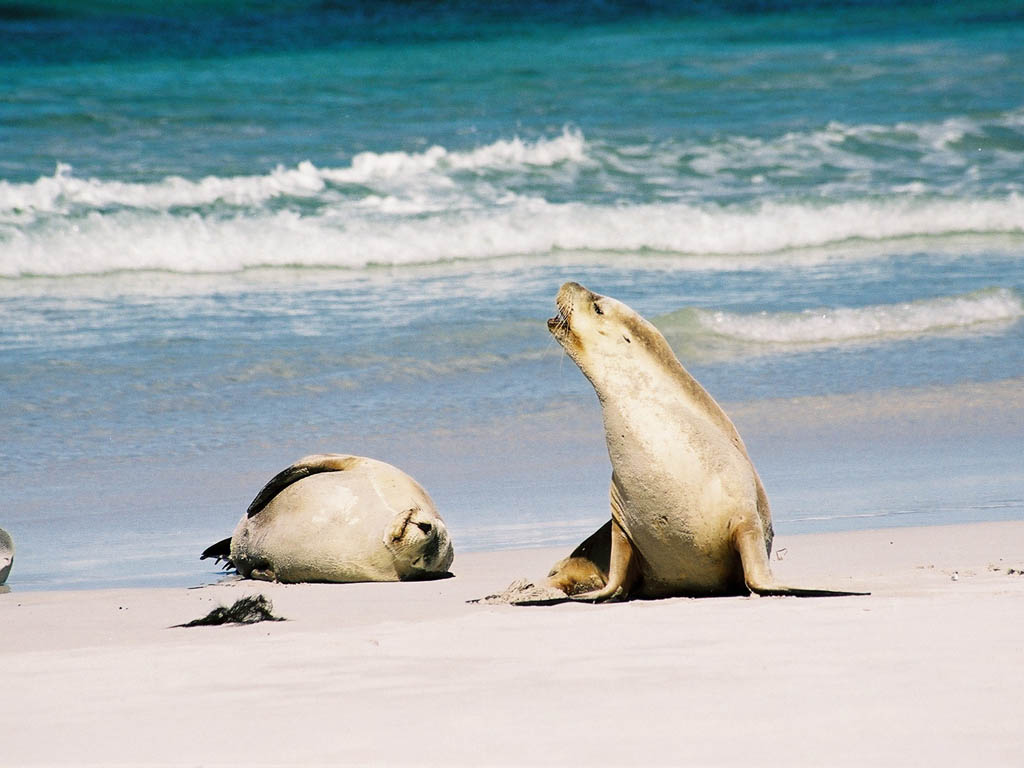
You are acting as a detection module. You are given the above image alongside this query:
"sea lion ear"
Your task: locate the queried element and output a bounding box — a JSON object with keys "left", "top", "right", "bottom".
{"left": 622, "top": 335, "right": 632, "bottom": 344}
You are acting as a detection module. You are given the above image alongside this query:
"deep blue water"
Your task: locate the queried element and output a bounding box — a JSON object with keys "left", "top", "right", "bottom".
{"left": 1, "top": 0, "right": 1022, "bottom": 590}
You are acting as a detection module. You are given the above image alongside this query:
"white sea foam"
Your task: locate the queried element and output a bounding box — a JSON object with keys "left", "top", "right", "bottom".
{"left": 690, "top": 288, "right": 1023, "bottom": 345}
{"left": 0, "top": 129, "right": 587, "bottom": 217}
{"left": 641, "top": 108, "right": 1024, "bottom": 199}
{"left": 2, "top": 195, "right": 1024, "bottom": 277}
{"left": 3, "top": 118, "right": 1024, "bottom": 277}
{"left": 322, "top": 126, "right": 587, "bottom": 183}
{"left": 0, "top": 162, "right": 330, "bottom": 216}
{"left": 4, "top": 109, "right": 1023, "bottom": 223}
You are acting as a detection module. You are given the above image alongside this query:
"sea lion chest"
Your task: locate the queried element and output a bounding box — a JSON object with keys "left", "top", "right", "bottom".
{"left": 602, "top": 392, "right": 757, "bottom": 595}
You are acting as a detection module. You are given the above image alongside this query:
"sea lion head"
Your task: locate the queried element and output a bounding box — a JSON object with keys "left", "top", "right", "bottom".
{"left": 384, "top": 506, "right": 455, "bottom": 579}
{"left": 547, "top": 281, "right": 673, "bottom": 390}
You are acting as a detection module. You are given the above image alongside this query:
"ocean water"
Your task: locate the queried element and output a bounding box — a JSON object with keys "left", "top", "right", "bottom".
{"left": 2, "top": 0, "right": 1022, "bottom": 590}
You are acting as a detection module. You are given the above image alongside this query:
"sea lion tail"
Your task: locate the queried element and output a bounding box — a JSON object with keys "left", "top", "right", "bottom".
{"left": 200, "top": 537, "right": 233, "bottom": 566}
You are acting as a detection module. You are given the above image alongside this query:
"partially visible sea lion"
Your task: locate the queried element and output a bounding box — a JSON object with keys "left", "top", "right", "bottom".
{"left": 0, "top": 526, "right": 13, "bottom": 589}
{"left": 201, "top": 455, "right": 454, "bottom": 583}
{"left": 545, "top": 282, "right": 866, "bottom": 600}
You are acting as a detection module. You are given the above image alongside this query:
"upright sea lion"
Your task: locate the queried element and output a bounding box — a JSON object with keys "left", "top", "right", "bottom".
{"left": 202, "top": 454, "right": 454, "bottom": 583}
{"left": 545, "top": 282, "right": 865, "bottom": 600}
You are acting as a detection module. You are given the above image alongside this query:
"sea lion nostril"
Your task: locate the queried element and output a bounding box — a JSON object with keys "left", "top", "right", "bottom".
{"left": 416, "top": 521, "right": 432, "bottom": 534}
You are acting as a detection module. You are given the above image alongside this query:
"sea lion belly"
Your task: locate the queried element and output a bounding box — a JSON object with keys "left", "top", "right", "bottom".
{"left": 609, "top": 407, "right": 757, "bottom": 596}
{"left": 233, "top": 471, "right": 400, "bottom": 583}
{"left": 202, "top": 454, "right": 455, "bottom": 584}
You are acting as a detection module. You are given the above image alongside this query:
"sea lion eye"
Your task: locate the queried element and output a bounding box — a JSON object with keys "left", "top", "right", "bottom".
{"left": 593, "top": 303, "right": 604, "bottom": 315}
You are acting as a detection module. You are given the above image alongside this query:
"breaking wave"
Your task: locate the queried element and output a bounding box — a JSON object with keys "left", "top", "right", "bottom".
{"left": 0, "top": 129, "right": 588, "bottom": 216}
{"left": 680, "top": 288, "right": 1023, "bottom": 345}
{"left": 2, "top": 195, "right": 1023, "bottom": 278}
{"left": 3, "top": 121, "right": 1024, "bottom": 278}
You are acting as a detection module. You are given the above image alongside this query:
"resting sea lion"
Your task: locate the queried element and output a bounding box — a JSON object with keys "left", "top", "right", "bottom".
{"left": 0, "top": 526, "right": 13, "bottom": 589}
{"left": 545, "top": 282, "right": 866, "bottom": 600}
{"left": 202, "top": 454, "right": 454, "bottom": 583}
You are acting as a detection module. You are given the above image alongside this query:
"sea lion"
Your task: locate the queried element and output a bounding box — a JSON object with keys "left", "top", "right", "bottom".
{"left": 0, "top": 526, "right": 12, "bottom": 590}
{"left": 201, "top": 454, "right": 454, "bottom": 583}
{"left": 545, "top": 282, "right": 865, "bottom": 600}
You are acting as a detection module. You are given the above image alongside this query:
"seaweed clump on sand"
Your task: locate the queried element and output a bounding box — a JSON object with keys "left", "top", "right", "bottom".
{"left": 175, "top": 594, "right": 285, "bottom": 628}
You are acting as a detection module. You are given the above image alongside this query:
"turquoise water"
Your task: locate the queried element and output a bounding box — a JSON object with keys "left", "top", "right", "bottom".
{"left": 2, "top": 1, "right": 1023, "bottom": 589}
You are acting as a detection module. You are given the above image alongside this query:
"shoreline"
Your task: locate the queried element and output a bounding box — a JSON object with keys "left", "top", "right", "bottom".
{"left": 7, "top": 376, "right": 1023, "bottom": 593}
{"left": 2, "top": 520, "right": 1023, "bottom": 766}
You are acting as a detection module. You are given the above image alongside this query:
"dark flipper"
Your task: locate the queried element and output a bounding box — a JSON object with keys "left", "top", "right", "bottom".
{"left": 569, "top": 518, "right": 614, "bottom": 568}
{"left": 749, "top": 585, "right": 871, "bottom": 597}
{"left": 246, "top": 454, "right": 359, "bottom": 518}
{"left": 198, "top": 536, "right": 233, "bottom": 573}
{"left": 200, "top": 536, "right": 233, "bottom": 565}
{"left": 200, "top": 455, "right": 360, "bottom": 567}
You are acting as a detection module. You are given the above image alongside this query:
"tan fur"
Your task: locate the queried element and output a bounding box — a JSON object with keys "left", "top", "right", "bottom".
{"left": 547, "top": 557, "right": 606, "bottom": 596}
{"left": 546, "top": 282, "right": 864, "bottom": 600}
{"left": 216, "top": 455, "right": 454, "bottom": 584}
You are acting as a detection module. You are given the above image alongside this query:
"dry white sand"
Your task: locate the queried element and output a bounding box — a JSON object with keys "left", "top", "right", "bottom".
{"left": 2, "top": 521, "right": 1023, "bottom": 767}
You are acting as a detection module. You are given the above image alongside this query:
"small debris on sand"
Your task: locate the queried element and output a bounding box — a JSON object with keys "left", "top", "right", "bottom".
{"left": 174, "top": 595, "right": 286, "bottom": 627}
{"left": 470, "top": 578, "right": 570, "bottom": 606}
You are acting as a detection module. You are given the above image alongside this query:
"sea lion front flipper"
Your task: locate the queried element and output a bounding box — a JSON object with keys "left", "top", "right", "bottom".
{"left": 246, "top": 454, "right": 361, "bottom": 518}
{"left": 570, "top": 518, "right": 636, "bottom": 602}
{"left": 731, "top": 515, "right": 869, "bottom": 598}
{"left": 570, "top": 485, "right": 641, "bottom": 603}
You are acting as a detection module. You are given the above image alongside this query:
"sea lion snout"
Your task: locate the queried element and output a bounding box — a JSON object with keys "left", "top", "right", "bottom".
{"left": 387, "top": 506, "right": 454, "bottom": 577}
{"left": 548, "top": 282, "right": 579, "bottom": 332}
{"left": 554, "top": 281, "right": 595, "bottom": 314}
{"left": 549, "top": 281, "right": 607, "bottom": 350}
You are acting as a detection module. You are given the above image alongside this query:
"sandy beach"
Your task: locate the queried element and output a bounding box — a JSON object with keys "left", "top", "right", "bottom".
{"left": 5, "top": 4, "right": 1024, "bottom": 767}
{"left": 2, "top": 520, "right": 1022, "bottom": 767}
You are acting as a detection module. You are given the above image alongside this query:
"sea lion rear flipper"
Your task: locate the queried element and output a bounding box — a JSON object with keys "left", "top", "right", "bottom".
{"left": 246, "top": 454, "right": 360, "bottom": 518}
{"left": 732, "top": 516, "right": 870, "bottom": 597}
{"left": 200, "top": 536, "right": 233, "bottom": 565}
